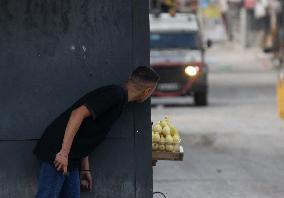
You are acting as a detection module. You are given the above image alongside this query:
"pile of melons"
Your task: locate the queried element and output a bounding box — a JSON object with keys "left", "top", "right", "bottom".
{"left": 152, "top": 117, "right": 181, "bottom": 153}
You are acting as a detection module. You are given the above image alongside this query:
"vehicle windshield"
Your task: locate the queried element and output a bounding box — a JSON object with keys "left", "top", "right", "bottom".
{"left": 150, "top": 32, "right": 201, "bottom": 49}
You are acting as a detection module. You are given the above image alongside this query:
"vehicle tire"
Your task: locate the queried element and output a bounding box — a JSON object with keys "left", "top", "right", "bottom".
{"left": 194, "top": 92, "right": 208, "bottom": 106}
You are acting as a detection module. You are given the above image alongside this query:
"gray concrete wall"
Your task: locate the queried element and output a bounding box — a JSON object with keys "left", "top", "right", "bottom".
{"left": 0, "top": 0, "right": 152, "bottom": 197}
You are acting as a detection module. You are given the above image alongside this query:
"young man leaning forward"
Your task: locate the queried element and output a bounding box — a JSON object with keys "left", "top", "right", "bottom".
{"left": 33, "top": 66, "right": 159, "bottom": 198}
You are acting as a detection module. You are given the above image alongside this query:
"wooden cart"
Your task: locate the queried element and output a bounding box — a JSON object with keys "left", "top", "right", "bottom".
{"left": 152, "top": 146, "right": 184, "bottom": 166}
{"left": 152, "top": 146, "right": 184, "bottom": 197}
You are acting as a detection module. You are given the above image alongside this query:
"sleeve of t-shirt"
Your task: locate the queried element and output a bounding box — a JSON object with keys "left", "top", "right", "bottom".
{"left": 82, "top": 88, "right": 122, "bottom": 120}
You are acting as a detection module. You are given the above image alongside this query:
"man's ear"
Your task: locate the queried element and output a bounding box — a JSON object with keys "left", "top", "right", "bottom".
{"left": 145, "top": 87, "right": 152, "bottom": 94}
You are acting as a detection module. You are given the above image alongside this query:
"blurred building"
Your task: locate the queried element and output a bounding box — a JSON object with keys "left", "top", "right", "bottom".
{"left": 149, "top": 0, "right": 283, "bottom": 50}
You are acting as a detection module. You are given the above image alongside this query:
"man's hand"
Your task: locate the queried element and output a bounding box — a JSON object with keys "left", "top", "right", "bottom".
{"left": 80, "top": 171, "right": 93, "bottom": 191}
{"left": 53, "top": 150, "right": 69, "bottom": 175}
{"left": 55, "top": 105, "right": 91, "bottom": 175}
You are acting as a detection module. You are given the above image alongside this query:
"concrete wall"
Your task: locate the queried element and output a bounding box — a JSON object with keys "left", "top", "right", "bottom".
{"left": 0, "top": 0, "right": 152, "bottom": 197}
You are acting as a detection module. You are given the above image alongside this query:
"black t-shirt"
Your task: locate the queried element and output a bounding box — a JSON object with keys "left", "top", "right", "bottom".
{"left": 33, "top": 84, "right": 128, "bottom": 171}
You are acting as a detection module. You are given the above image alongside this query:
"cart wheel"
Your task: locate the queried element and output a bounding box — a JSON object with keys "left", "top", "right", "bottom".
{"left": 153, "top": 191, "right": 167, "bottom": 198}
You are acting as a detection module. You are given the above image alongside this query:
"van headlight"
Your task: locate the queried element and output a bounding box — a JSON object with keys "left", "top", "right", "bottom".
{"left": 185, "top": 66, "right": 199, "bottom": 76}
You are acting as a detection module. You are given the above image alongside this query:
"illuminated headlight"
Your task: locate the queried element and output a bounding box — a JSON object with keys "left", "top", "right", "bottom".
{"left": 185, "top": 66, "right": 199, "bottom": 76}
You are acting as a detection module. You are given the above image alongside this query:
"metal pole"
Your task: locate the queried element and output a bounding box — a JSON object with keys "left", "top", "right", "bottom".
{"left": 240, "top": 8, "right": 247, "bottom": 48}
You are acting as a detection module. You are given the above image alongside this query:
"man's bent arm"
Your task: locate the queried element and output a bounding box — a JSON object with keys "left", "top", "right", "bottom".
{"left": 81, "top": 156, "right": 90, "bottom": 170}
{"left": 60, "top": 105, "right": 92, "bottom": 155}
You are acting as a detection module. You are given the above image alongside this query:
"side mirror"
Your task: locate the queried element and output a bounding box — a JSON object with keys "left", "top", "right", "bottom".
{"left": 207, "top": 39, "right": 213, "bottom": 48}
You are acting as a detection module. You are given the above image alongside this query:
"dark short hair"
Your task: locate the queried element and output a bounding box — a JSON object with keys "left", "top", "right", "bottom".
{"left": 129, "top": 66, "right": 160, "bottom": 85}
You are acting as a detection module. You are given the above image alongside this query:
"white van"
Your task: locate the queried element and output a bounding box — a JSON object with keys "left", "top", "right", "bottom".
{"left": 150, "top": 13, "right": 209, "bottom": 106}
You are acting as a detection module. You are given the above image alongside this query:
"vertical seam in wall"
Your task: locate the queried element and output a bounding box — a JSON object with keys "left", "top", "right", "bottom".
{"left": 130, "top": 0, "right": 137, "bottom": 197}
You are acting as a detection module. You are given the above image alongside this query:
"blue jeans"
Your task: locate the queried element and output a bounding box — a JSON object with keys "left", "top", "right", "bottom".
{"left": 35, "top": 160, "right": 80, "bottom": 198}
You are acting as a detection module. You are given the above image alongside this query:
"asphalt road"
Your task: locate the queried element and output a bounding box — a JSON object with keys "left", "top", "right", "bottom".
{"left": 151, "top": 43, "right": 284, "bottom": 198}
